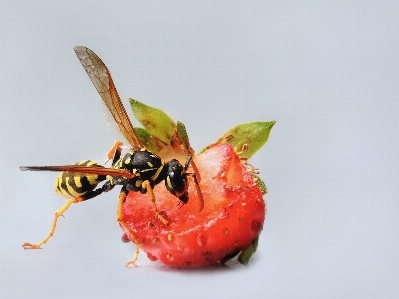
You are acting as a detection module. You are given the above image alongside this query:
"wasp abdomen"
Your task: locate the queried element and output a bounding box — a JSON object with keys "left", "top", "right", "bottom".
{"left": 54, "top": 160, "right": 106, "bottom": 199}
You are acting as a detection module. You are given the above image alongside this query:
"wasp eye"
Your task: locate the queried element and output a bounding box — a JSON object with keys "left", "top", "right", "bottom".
{"left": 166, "top": 173, "right": 186, "bottom": 193}
{"left": 168, "top": 170, "right": 178, "bottom": 180}
{"left": 164, "top": 159, "right": 189, "bottom": 200}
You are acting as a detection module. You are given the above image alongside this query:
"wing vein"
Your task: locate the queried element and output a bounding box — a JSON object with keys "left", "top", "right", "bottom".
{"left": 74, "top": 46, "right": 144, "bottom": 150}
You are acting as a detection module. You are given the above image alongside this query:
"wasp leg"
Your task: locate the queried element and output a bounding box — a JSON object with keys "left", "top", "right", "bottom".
{"left": 142, "top": 180, "right": 168, "bottom": 225}
{"left": 105, "top": 140, "right": 123, "bottom": 164}
{"left": 116, "top": 189, "right": 140, "bottom": 267}
{"left": 22, "top": 187, "right": 105, "bottom": 249}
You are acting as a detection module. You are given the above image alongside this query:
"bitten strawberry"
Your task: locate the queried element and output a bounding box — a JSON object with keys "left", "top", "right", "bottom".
{"left": 120, "top": 100, "right": 275, "bottom": 267}
{"left": 121, "top": 143, "right": 265, "bottom": 267}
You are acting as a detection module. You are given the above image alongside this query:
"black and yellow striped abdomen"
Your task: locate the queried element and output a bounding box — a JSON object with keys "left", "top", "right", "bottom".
{"left": 54, "top": 160, "right": 107, "bottom": 199}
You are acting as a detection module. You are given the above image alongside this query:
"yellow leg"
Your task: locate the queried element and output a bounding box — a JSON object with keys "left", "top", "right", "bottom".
{"left": 22, "top": 197, "right": 83, "bottom": 249}
{"left": 105, "top": 140, "right": 123, "bottom": 164}
{"left": 142, "top": 180, "right": 168, "bottom": 225}
{"left": 117, "top": 192, "right": 140, "bottom": 267}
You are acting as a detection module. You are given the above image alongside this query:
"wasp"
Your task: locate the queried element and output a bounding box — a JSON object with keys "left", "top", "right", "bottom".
{"left": 20, "top": 46, "right": 204, "bottom": 266}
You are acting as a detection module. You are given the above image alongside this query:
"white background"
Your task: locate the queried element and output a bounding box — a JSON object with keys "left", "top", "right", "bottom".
{"left": 1, "top": 1, "right": 398, "bottom": 299}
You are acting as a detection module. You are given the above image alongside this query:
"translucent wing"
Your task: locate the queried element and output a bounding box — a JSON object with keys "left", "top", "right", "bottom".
{"left": 20, "top": 165, "right": 135, "bottom": 179}
{"left": 74, "top": 46, "right": 143, "bottom": 150}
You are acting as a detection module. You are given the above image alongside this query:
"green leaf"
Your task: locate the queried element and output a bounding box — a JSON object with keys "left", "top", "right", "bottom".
{"left": 129, "top": 99, "right": 176, "bottom": 145}
{"left": 176, "top": 121, "right": 193, "bottom": 153}
{"left": 134, "top": 128, "right": 164, "bottom": 153}
{"left": 252, "top": 174, "right": 268, "bottom": 195}
{"left": 238, "top": 236, "right": 259, "bottom": 266}
{"left": 208, "top": 121, "right": 275, "bottom": 159}
{"left": 219, "top": 249, "right": 241, "bottom": 265}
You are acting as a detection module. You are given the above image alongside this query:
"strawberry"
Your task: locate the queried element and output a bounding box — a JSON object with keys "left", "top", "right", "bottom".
{"left": 119, "top": 101, "right": 275, "bottom": 267}
{"left": 121, "top": 143, "right": 265, "bottom": 267}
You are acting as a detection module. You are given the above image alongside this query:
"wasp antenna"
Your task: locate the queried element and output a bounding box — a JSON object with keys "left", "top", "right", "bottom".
{"left": 184, "top": 156, "right": 193, "bottom": 171}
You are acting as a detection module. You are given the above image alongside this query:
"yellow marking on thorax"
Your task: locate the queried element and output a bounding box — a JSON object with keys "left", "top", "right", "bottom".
{"left": 114, "top": 158, "right": 123, "bottom": 169}
{"left": 135, "top": 180, "right": 143, "bottom": 188}
{"left": 147, "top": 161, "right": 153, "bottom": 167}
{"left": 151, "top": 165, "right": 164, "bottom": 181}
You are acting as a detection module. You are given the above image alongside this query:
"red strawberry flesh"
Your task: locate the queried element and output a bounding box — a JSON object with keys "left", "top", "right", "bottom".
{"left": 121, "top": 143, "right": 265, "bottom": 267}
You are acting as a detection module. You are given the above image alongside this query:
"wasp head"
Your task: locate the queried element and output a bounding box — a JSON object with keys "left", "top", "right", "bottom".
{"left": 164, "top": 159, "right": 189, "bottom": 204}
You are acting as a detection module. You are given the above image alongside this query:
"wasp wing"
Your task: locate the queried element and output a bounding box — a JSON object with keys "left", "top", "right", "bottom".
{"left": 20, "top": 165, "right": 135, "bottom": 179}
{"left": 74, "top": 46, "right": 143, "bottom": 150}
